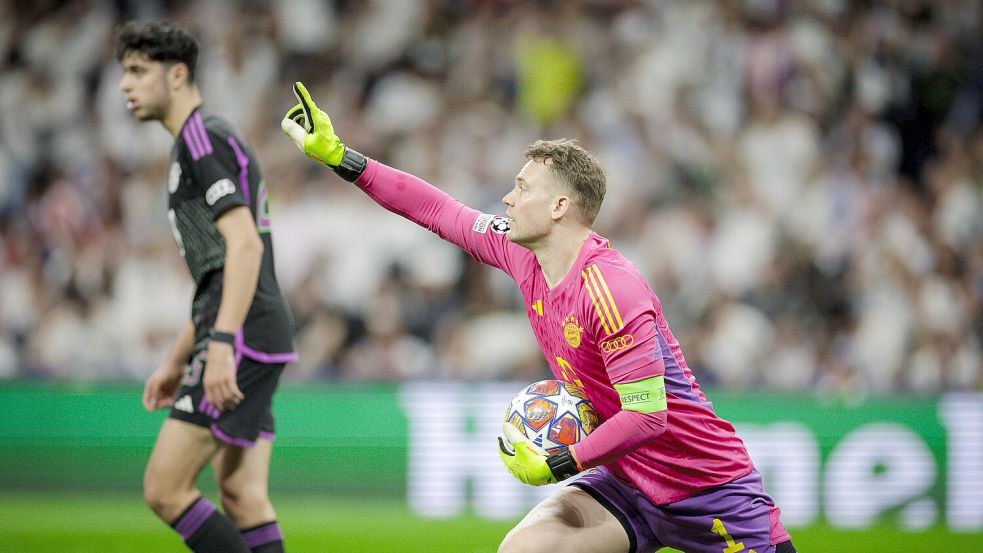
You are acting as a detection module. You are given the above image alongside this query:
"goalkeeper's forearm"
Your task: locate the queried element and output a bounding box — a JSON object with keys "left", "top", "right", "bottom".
{"left": 353, "top": 159, "right": 463, "bottom": 231}
{"left": 570, "top": 408, "right": 667, "bottom": 469}
{"left": 351, "top": 159, "right": 499, "bottom": 262}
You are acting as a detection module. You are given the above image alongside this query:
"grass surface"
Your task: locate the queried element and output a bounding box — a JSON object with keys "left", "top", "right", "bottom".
{"left": 1, "top": 492, "right": 980, "bottom": 552}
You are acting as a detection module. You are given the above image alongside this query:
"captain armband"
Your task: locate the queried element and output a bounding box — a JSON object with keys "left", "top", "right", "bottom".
{"left": 614, "top": 375, "right": 667, "bottom": 413}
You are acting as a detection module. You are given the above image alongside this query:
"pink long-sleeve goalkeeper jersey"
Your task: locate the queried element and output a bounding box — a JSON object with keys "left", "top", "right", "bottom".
{"left": 355, "top": 159, "right": 754, "bottom": 505}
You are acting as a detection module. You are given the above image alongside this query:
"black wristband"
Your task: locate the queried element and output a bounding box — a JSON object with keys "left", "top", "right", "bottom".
{"left": 333, "top": 147, "right": 367, "bottom": 182}
{"left": 208, "top": 328, "right": 236, "bottom": 346}
{"left": 546, "top": 449, "right": 580, "bottom": 481}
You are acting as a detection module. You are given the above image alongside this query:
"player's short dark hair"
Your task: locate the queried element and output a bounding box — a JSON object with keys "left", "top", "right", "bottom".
{"left": 115, "top": 21, "right": 199, "bottom": 83}
{"left": 524, "top": 139, "right": 606, "bottom": 225}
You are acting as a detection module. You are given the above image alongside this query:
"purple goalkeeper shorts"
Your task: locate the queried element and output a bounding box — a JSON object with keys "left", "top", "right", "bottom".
{"left": 571, "top": 468, "right": 790, "bottom": 553}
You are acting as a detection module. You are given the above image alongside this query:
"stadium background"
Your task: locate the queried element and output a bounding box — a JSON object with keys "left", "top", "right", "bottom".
{"left": 1, "top": 0, "right": 982, "bottom": 551}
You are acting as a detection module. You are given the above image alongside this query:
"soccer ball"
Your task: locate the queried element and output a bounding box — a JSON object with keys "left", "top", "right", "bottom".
{"left": 504, "top": 380, "right": 599, "bottom": 454}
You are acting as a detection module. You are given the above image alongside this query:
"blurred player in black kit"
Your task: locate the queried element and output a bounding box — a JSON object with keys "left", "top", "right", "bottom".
{"left": 117, "top": 21, "right": 296, "bottom": 553}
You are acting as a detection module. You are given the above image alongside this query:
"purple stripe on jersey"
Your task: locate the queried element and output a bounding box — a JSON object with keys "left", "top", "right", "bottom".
{"left": 242, "top": 523, "right": 283, "bottom": 548}
{"left": 227, "top": 137, "right": 251, "bottom": 205}
{"left": 210, "top": 423, "right": 257, "bottom": 448}
{"left": 173, "top": 497, "right": 216, "bottom": 541}
{"left": 197, "top": 395, "right": 221, "bottom": 420}
{"left": 657, "top": 331, "right": 704, "bottom": 405}
{"left": 235, "top": 330, "right": 299, "bottom": 364}
{"left": 192, "top": 112, "right": 213, "bottom": 157}
{"left": 182, "top": 125, "right": 204, "bottom": 160}
{"left": 258, "top": 431, "right": 275, "bottom": 442}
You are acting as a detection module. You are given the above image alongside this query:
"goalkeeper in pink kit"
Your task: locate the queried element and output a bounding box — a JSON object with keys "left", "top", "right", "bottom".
{"left": 281, "top": 83, "right": 796, "bottom": 553}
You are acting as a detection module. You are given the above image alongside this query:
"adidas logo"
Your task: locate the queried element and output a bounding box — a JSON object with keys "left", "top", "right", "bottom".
{"left": 174, "top": 395, "right": 194, "bottom": 413}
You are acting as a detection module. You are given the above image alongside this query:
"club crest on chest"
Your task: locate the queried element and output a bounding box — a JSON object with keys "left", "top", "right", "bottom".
{"left": 563, "top": 315, "right": 583, "bottom": 348}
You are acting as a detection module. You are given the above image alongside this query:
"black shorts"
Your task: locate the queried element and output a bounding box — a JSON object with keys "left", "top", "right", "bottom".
{"left": 168, "top": 349, "right": 284, "bottom": 448}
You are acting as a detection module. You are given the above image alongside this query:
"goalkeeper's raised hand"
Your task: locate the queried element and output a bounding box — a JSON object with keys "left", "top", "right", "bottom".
{"left": 280, "top": 81, "right": 366, "bottom": 182}
{"left": 498, "top": 423, "right": 581, "bottom": 486}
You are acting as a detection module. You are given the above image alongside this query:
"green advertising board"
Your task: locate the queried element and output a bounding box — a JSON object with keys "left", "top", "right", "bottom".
{"left": 0, "top": 382, "right": 980, "bottom": 531}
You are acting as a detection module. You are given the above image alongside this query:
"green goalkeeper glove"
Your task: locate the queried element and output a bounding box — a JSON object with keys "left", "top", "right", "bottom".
{"left": 280, "top": 81, "right": 366, "bottom": 182}
{"left": 497, "top": 423, "right": 581, "bottom": 486}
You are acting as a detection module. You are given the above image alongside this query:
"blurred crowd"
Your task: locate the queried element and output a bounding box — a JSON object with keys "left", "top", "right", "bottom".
{"left": 1, "top": 0, "right": 981, "bottom": 395}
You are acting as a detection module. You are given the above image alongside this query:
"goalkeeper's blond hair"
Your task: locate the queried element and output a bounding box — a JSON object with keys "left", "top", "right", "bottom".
{"left": 524, "top": 139, "right": 606, "bottom": 226}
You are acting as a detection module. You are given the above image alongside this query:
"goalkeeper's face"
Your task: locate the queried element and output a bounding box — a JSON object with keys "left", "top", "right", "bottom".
{"left": 503, "top": 159, "right": 566, "bottom": 247}
{"left": 118, "top": 51, "right": 172, "bottom": 122}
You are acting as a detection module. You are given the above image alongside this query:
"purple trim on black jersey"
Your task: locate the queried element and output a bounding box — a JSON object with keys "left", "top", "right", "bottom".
{"left": 235, "top": 330, "right": 299, "bottom": 364}
{"left": 241, "top": 345, "right": 299, "bottom": 364}
{"left": 191, "top": 111, "right": 213, "bottom": 157}
{"left": 210, "top": 423, "right": 257, "bottom": 448}
{"left": 242, "top": 522, "right": 283, "bottom": 548}
{"left": 182, "top": 124, "right": 204, "bottom": 160}
{"left": 197, "top": 395, "right": 221, "bottom": 420}
{"left": 656, "top": 331, "right": 704, "bottom": 404}
{"left": 173, "top": 497, "right": 216, "bottom": 541}
{"left": 227, "top": 137, "right": 251, "bottom": 206}
{"left": 258, "top": 431, "right": 275, "bottom": 442}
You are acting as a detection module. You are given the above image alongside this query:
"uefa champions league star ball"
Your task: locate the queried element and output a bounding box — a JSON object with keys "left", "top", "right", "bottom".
{"left": 504, "top": 380, "right": 599, "bottom": 453}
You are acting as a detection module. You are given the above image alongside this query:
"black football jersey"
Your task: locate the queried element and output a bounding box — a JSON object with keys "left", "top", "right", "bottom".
{"left": 168, "top": 107, "right": 295, "bottom": 358}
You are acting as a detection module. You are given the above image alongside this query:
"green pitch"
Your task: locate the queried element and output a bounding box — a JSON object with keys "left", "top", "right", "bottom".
{"left": 1, "top": 492, "right": 979, "bottom": 553}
